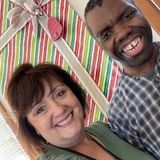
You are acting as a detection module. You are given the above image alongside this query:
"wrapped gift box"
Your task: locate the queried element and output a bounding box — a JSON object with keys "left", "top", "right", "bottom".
{"left": 0, "top": 0, "right": 120, "bottom": 124}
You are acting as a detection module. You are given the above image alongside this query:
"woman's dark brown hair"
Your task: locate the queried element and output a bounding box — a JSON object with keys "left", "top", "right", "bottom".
{"left": 7, "top": 63, "right": 86, "bottom": 155}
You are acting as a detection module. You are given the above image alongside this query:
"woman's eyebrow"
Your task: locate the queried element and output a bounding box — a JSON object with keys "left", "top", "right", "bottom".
{"left": 47, "top": 84, "right": 64, "bottom": 97}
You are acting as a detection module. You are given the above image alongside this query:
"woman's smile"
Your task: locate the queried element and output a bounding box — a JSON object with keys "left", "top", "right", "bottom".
{"left": 54, "top": 111, "right": 74, "bottom": 128}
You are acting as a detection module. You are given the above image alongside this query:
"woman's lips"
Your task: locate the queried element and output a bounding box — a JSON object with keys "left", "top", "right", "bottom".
{"left": 121, "top": 36, "right": 144, "bottom": 57}
{"left": 55, "top": 112, "right": 73, "bottom": 128}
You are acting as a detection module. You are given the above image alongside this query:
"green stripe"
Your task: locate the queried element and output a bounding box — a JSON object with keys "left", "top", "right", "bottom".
{"left": 33, "top": 24, "right": 41, "bottom": 65}
{"left": 100, "top": 112, "right": 105, "bottom": 122}
{"left": 86, "top": 37, "right": 94, "bottom": 72}
{"left": 104, "top": 56, "right": 112, "bottom": 96}
{"left": 56, "top": 0, "right": 60, "bottom": 19}
{"left": 70, "top": 11, "right": 77, "bottom": 49}
{"left": 19, "top": 28, "right": 25, "bottom": 64}
{"left": 51, "top": 1, "right": 56, "bottom": 16}
{"left": 66, "top": 65, "right": 71, "bottom": 74}
{"left": 66, "top": 6, "right": 73, "bottom": 46}
{"left": 46, "top": 40, "right": 52, "bottom": 62}
{"left": 82, "top": 31, "right": 90, "bottom": 68}
{"left": 30, "top": 34, "right": 36, "bottom": 64}
{"left": 99, "top": 52, "right": 108, "bottom": 92}
{"left": 0, "top": 47, "right": 8, "bottom": 94}
{"left": 50, "top": 45, "right": 56, "bottom": 63}
{"left": 93, "top": 107, "right": 101, "bottom": 122}
{"left": 15, "top": 31, "right": 21, "bottom": 65}
{"left": 2, "top": 1, "right": 8, "bottom": 32}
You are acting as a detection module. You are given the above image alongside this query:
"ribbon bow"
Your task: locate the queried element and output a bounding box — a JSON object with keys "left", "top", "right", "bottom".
{"left": 0, "top": 0, "right": 62, "bottom": 51}
{"left": 8, "top": 0, "right": 44, "bottom": 35}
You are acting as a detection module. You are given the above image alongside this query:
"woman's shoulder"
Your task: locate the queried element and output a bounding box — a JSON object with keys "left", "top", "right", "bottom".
{"left": 37, "top": 145, "right": 88, "bottom": 160}
{"left": 37, "top": 154, "right": 79, "bottom": 160}
{"left": 86, "top": 122, "right": 156, "bottom": 160}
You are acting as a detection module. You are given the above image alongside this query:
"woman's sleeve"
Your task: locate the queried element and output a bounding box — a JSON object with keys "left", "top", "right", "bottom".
{"left": 37, "top": 154, "right": 82, "bottom": 160}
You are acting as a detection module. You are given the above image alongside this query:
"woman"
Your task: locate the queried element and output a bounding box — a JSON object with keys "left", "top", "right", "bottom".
{"left": 7, "top": 63, "right": 156, "bottom": 160}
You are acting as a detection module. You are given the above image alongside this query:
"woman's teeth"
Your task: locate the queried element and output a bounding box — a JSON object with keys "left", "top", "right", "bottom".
{"left": 56, "top": 113, "right": 73, "bottom": 127}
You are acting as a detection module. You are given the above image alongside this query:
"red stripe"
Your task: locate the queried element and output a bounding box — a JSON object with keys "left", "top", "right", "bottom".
{"left": 27, "top": 23, "right": 33, "bottom": 62}
{"left": 23, "top": 23, "right": 30, "bottom": 63}
{"left": 55, "top": 49, "right": 60, "bottom": 65}
{"left": 38, "top": 4, "right": 49, "bottom": 62}
{"left": 39, "top": 27, "right": 45, "bottom": 62}
{"left": 90, "top": 43, "right": 98, "bottom": 80}
{"left": 94, "top": 46, "right": 103, "bottom": 84}
{"left": 62, "top": 0, "right": 69, "bottom": 39}
{"left": 0, "top": 0, "right": 4, "bottom": 35}
{"left": 5, "top": 38, "right": 15, "bottom": 97}
{"left": 88, "top": 96, "right": 95, "bottom": 125}
{"left": 78, "top": 23, "right": 85, "bottom": 62}
{"left": 108, "top": 63, "right": 121, "bottom": 102}
{"left": 74, "top": 18, "right": 81, "bottom": 57}
{"left": 107, "top": 63, "right": 115, "bottom": 102}
{"left": 60, "top": 0, "right": 64, "bottom": 26}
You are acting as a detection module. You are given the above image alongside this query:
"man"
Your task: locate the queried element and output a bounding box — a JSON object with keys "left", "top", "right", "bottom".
{"left": 84, "top": 0, "right": 160, "bottom": 159}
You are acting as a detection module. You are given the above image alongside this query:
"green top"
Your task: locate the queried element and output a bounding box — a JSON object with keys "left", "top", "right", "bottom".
{"left": 38, "top": 122, "right": 156, "bottom": 160}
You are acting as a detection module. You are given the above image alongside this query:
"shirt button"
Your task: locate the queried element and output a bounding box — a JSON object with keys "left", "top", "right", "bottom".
{"left": 155, "top": 75, "right": 160, "bottom": 81}
{"left": 135, "top": 77, "right": 140, "bottom": 80}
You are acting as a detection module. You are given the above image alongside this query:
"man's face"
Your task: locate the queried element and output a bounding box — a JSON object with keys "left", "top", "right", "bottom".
{"left": 86, "top": 0, "right": 153, "bottom": 67}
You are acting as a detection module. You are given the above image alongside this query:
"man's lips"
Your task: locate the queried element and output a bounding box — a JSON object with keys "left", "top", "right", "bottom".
{"left": 121, "top": 36, "right": 144, "bottom": 57}
{"left": 54, "top": 112, "right": 73, "bottom": 128}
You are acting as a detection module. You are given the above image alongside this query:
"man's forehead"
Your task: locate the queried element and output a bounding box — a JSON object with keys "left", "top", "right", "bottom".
{"left": 85, "top": 0, "right": 136, "bottom": 37}
{"left": 87, "top": 0, "right": 136, "bottom": 17}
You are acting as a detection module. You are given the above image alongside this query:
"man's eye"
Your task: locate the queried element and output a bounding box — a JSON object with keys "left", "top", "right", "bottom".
{"left": 123, "top": 11, "right": 135, "bottom": 22}
{"left": 101, "top": 31, "right": 112, "bottom": 41}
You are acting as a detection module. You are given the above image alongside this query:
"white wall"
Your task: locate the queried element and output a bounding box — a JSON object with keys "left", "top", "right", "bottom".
{"left": 152, "top": 29, "right": 160, "bottom": 41}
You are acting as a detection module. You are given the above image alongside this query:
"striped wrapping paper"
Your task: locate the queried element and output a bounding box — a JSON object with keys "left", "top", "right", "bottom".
{"left": 0, "top": 0, "right": 121, "bottom": 125}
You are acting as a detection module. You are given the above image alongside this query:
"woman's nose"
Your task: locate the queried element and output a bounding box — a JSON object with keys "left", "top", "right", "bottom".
{"left": 48, "top": 101, "right": 65, "bottom": 117}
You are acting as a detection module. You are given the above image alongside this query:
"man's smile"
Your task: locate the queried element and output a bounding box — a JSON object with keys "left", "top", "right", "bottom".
{"left": 120, "top": 36, "right": 144, "bottom": 58}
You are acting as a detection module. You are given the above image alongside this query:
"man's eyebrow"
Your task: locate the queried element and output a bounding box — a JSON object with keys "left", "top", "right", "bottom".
{"left": 116, "top": 6, "right": 134, "bottom": 22}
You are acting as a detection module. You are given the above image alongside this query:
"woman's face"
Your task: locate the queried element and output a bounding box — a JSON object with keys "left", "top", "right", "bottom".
{"left": 27, "top": 80, "right": 85, "bottom": 148}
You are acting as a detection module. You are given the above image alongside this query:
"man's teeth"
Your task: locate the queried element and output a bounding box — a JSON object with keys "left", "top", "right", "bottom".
{"left": 123, "top": 37, "right": 140, "bottom": 52}
{"left": 56, "top": 113, "right": 72, "bottom": 127}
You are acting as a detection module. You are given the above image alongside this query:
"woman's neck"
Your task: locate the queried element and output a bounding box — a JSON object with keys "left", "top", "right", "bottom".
{"left": 70, "top": 133, "right": 115, "bottom": 160}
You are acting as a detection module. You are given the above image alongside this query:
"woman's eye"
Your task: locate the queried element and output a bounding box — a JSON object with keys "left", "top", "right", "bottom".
{"left": 101, "top": 31, "right": 112, "bottom": 41}
{"left": 55, "top": 90, "right": 65, "bottom": 99}
{"left": 123, "top": 11, "right": 135, "bottom": 22}
{"left": 36, "top": 106, "right": 45, "bottom": 115}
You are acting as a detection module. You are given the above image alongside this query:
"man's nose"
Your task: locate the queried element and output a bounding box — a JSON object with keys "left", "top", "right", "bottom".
{"left": 114, "top": 25, "right": 132, "bottom": 43}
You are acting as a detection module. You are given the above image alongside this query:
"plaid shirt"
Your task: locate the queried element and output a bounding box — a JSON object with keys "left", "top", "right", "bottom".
{"left": 108, "top": 42, "right": 160, "bottom": 159}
